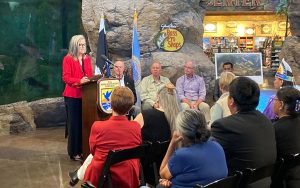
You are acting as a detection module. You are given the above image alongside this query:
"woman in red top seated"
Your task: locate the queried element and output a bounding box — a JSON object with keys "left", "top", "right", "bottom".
{"left": 62, "top": 35, "right": 93, "bottom": 160}
{"left": 83, "top": 86, "right": 142, "bottom": 187}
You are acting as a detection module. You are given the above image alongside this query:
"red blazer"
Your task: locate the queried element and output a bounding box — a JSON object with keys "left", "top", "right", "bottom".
{"left": 62, "top": 54, "right": 93, "bottom": 98}
{"left": 84, "top": 116, "right": 142, "bottom": 188}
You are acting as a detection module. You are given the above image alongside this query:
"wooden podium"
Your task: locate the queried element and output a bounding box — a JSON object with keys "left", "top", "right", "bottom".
{"left": 81, "top": 78, "right": 110, "bottom": 160}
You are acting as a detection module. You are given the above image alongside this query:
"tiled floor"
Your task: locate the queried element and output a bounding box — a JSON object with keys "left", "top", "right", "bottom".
{"left": 0, "top": 127, "right": 82, "bottom": 188}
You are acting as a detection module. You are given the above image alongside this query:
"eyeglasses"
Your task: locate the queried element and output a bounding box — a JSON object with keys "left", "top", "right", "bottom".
{"left": 184, "top": 66, "right": 194, "bottom": 69}
{"left": 78, "top": 43, "right": 86, "bottom": 47}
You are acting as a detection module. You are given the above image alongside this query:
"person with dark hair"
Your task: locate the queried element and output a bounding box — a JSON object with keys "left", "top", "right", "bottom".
{"left": 213, "top": 62, "right": 234, "bottom": 101}
{"left": 211, "top": 77, "right": 276, "bottom": 188}
{"left": 273, "top": 87, "right": 300, "bottom": 188}
{"left": 82, "top": 86, "right": 141, "bottom": 187}
{"left": 263, "top": 58, "right": 295, "bottom": 121}
{"left": 159, "top": 109, "right": 228, "bottom": 188}
{"left": 62, "top": 35, "right": 93, "bottom": 161}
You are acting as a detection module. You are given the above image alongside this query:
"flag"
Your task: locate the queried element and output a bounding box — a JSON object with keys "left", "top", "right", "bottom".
{"left": 95, "top": 13, "right": 108, "bottom": 75}
{"left": 131, "top": 10, "right": 141, "bottom": 86}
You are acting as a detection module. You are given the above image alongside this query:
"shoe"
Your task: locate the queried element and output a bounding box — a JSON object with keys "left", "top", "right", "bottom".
{"left": 70, "top": 155, "right": 82, "bottom": 161}
{"left": 69, "top": 169, "right": 79, "bottom": 186}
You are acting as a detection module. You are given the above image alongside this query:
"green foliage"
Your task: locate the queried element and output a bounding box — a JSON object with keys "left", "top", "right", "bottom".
{"left": 276, "top": 0, "right": 289, "bottom": 15}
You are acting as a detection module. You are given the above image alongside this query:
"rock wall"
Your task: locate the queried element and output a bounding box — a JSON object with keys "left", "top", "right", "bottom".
{"left": 82, "top": 0, "right": 215, "bottom": 98}
{"left": 279, "top": 1, "right": 300, "bottom": 84}
{"left": 0, "top": 98, "right": 66, "bottom": 135}
{"left": 289, "top": 0, "right": 300, "bottom": 37}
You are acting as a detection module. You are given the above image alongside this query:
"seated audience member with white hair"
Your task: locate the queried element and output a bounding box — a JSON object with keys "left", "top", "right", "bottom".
{"left": 209, "top": 72, "right": 235, "bottom": 128}
{"left": 159, "top": 109, "right": 227, "bottom": 188}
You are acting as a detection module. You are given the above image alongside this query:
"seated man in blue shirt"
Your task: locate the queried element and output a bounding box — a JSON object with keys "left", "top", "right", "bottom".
{"left": 176, "top": 61, "right": 210, "bottom": 123}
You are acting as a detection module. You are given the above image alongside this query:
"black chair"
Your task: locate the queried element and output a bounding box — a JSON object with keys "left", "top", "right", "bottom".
{"left": 142, "top": 140, "right": 170, "bottom": 185}
{"left": 271, "top": 153, "right": 300, "bottom": 188}
{"left": 81, "top": 144, "right": 147, "bottom": 188}
{"left": 194, "top": 171, "right": 242, "bottom": 188}
{"left": 240, "top": 160, "right": 283, "bottom": 188}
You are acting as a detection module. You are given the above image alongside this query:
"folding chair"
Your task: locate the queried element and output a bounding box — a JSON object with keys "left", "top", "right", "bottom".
{"left": 81, "top": 144, "right": 147, "bottom": 188}
{"left": 194, "top": 171, "right": 242, "bottom": 188}
{"left": 271, "top": 153, "right": 300, "bottom": 188}
{"left": 240, "top": 160, "right": 283, "bottom": 188}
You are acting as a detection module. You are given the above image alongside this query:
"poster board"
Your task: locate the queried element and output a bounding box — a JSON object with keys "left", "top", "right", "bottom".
{"left": 215, "top": 53, "right": 263, "bottom": 84}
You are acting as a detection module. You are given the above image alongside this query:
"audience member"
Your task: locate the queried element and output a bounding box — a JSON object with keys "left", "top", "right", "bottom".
{"left": 159, "top": 109, "right": 228, "bottom": 188}
{"left": 211, "top": 77, "right": 276, "bottom": 188}
{"left": 62, "top": 35, "right": 93, "bottom": 161}
{"left": 263, "top": 58, "right": 294, "bottom": 122}
{"left": 213, "top": 62, "right": 234, "bottom": 101}
{"left": 113, "top": 60, "right": 141, "bottom": 118}
{"left": 209, "top": 72, "right": 235, "bottom": 128}
{"left": 140, "top": 62, "right": 170, "bottom": 110}
{"left": 135, "top": 83, "right": 181, "bottom": 186}
{"left": 273, "top": 87, "right": 300, "bottom": 188}
{"left": 135, "top": 83, "right": 180, "bottom": 141}
{"left": 176, "top": 61, "right": 210, "bottom": 123}
{"left": 82, "top": 86, "right": 141, "bottom": 187}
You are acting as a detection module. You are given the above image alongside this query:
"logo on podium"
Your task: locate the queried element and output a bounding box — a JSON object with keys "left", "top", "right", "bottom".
{"left": 97, "top": 79, "right": 120, "bottom": 114}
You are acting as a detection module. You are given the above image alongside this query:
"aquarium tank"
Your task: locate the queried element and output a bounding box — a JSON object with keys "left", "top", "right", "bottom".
{"left": 0, "top": 0, "right": 87, "bottom": 105}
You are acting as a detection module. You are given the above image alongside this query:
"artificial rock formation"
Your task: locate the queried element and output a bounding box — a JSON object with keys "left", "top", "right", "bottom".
{"left": 29, "top": 97, "right": 66, "bottom": 128}
{"left": 0, "top": 98, "right": 66, "bottom": 135}
{"left": 279, "top": 1, "right": 300, "bottom": 84}
{"left": 0, "top": 101, "right": 35, "bottom": 135}
{"left": 82, "top": 0, "right": 214, "bottom": 89}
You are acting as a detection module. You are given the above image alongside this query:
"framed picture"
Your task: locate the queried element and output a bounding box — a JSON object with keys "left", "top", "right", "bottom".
{"left": 215, "top": 53, "right": 263, "bottom": 84}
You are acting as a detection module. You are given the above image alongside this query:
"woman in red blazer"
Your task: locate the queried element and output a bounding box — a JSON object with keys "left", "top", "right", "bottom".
{"left": 83, "top": 86, "right": 142, "bottom": 187}
{"left": 62, "top": 35, "right": 93, "bottom": 161}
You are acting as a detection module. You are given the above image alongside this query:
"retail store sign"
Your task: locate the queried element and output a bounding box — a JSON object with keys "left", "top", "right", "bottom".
{"left": 155, "top": 23, "right": 184, "bottom": 52}
{"left": 206, "top": 0, "right": 279, "bottom": 11}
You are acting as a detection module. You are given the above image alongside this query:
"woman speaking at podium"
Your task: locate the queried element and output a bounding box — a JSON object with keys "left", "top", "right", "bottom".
{"left": 62, "top": 35, "right": 93, "bottom": 161}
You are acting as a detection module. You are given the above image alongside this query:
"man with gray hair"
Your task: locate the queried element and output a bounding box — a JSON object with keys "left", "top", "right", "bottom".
{"left": 176, "top": 61, "right": 210, "bottom": 123}
{"left": 140, "top": 61, "right": 171, "bottom": 110}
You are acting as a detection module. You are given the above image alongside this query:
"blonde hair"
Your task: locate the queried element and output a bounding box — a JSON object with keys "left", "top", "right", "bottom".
{"left": 219, "top": 72, "right": 235, "bottom": 92}
{"left": 157, "top": 83, "right": 181, "bottom": 133}
{"left": 68, "top": 35, "right": 86, "bottom": 58}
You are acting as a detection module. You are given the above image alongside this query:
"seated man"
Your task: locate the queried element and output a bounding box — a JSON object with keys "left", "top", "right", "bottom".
{"left": 176, "top": 61, "right": 210, "bottom": 123}
{"left": 140, "top": 61, "right": 170, "bottom": 110}
{"left": 113, "top": 60, "right": 140, "bottom": 118}
{"left": 211, "top": 77, "right": 277, "bottom": 188}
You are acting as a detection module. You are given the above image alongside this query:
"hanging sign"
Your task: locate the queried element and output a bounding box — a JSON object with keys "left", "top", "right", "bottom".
{"left": 155, "top": 23, "right": 184, "bottom": 52}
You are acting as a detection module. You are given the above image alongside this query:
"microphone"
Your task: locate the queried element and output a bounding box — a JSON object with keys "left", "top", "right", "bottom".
{"left": 100, "top": 55, "right": 114, "bottom": 66}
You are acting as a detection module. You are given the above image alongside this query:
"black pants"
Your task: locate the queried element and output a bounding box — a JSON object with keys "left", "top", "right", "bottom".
{"left": 64, "top": 97, "right": 82, "bottom": 157}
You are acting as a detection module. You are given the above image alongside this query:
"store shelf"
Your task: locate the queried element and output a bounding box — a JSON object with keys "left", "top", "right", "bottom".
{"left": 238, "top": 36, "right": 254, "bottom": 51}
{"left": 271, "top": 47, "right": 281, "bottom": 69}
